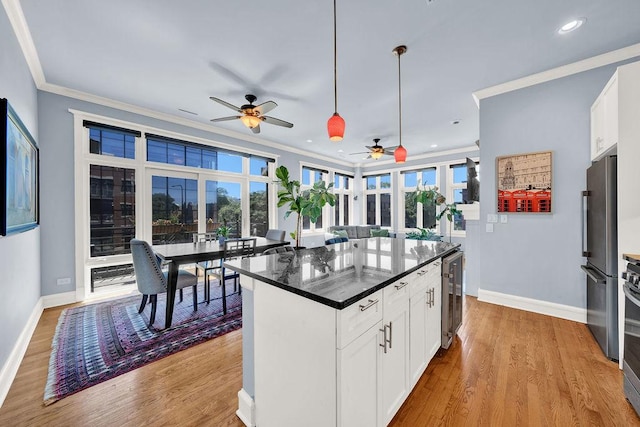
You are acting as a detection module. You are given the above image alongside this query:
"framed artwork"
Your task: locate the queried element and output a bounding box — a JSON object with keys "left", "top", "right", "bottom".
{"left": 1, "top": 98, "right": 39, "bottom": 235}
{"left": 496, "top": 150, "right": 552, "bottom": 213}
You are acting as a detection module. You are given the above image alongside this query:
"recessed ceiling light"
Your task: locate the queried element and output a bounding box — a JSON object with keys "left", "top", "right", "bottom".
{"left": 451, "top": 120, "right": 460, "bottom": 125}
{"left": 558, "top": 18, "right": 585, "bottom": 34}
{"left": 430, "top": 144, "right": 438, "bottom": 148}
{"left": 337, "top": 149, "right": 344, "bottom": 153}
{"left": 306, "top": 139, "right": 313, "bottom": 143}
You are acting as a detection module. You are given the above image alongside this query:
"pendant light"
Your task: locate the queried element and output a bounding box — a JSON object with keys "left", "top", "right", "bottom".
{"left": 327, "top": 0, "right": 345, "bottom": 141}
{"left": 393, "top": 45, "right": 407, "bottom": 163}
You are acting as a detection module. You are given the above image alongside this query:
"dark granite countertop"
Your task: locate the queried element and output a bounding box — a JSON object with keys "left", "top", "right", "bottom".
{"left": 224, "top": 237, "right": 460, "bottom": 310}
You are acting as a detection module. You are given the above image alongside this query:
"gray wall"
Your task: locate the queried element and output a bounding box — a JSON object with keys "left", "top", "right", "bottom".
{"left": 0, "top": 6, "right": 40, "bottom": 374}
{"left": 37, "top": 91, "right": 353, "bottom": 295}
{"left": 466, "top": 63, "right": 626, "bottom": 306}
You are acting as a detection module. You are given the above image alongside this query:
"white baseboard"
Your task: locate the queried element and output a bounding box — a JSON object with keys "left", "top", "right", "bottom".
{"left": 236, "top": 388, "right": 256, "bottom": 427}
{"left": 42, "top": 291, "right": 77, "bottom": 309}
{"left": 0, "top": 297, "right": 44, "bottom": 408}
{"left": 478, "top": 289, "right": 587, "bottom": 323}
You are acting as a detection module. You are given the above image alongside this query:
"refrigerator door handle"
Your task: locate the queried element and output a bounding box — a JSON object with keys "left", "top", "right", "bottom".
{"left": 581, "top": 264, "right": 606, "bottom": 284}
{"left": 582, "top": 190, "right": 591, "bottom": 257}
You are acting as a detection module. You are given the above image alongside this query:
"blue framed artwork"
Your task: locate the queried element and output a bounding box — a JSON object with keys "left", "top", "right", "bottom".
{"left": 1, "top": 98, "right": 39, "bottom": 236}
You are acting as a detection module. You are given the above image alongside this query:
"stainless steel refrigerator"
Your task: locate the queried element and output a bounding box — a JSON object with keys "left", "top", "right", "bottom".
{"left": 581, "top": 155, "right": 618, "bottom": 361}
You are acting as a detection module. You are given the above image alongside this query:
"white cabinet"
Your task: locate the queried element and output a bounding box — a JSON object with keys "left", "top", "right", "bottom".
{"left": 380, "top": 278, "right": 410, "bottom": 425}
{"left": 338, "top": 321, "right": 382, "bottom": 427}
{"left": 591, "top": 72, "right": 619, "bottom": 161}
{"left": 408, "top": 261, "right": 442, "bottom": 387}
{"left": 250, "top": 257, "right": 447, "bottom": 427}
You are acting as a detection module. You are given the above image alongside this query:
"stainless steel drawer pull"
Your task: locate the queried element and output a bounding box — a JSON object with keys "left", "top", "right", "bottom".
{"left": 417, "top": 270, "right": 426, "bottom": 276}
{"left": 388, "top": 321, "right": 393, "bottom": 349}
{"left": 379, "top": 324, "right": 389, "bottom": 353}
{"left": 394, "top": 281, "right": 408, "bottom": 290}
{"left": 359, "top": 298, "right": 379, "bottom": 311}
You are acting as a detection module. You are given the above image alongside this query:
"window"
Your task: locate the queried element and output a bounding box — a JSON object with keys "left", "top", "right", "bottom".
{"left": 301, "top": 166, "right": 328, "bottom": 232}
{"left": 89, "top": 165, "right": 135, "bottom": 256}
{"left": 86, "top": 122, "right": 139, "bottom": 159}
{"left": 400, "top": 167, "right": 437, "bottom": 230}
{"left": 151, "top": 176, "right": 198, "bottom": 244}
{"left": 250, "top": 181, "right": 269, "bottom": 236}
{"left": 333, "top": 173, "right": 353, "bottom": 226}
{"left": 363, "top": 173, "right": 392, "bottom": 227}
{"left": 447, "top": 160, "right": 480, "bottom": 235}
{"left": 146, "top": 134, "right": 244, "bottom": 173}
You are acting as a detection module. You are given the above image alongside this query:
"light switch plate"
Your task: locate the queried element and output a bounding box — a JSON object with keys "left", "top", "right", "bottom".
{"left": 500, "top": 215, "right": 508, "bottom": 224}
{"left": 487, "top": 214, "right": 498, "bottom": 223}
{"left": 486, "top": 223, "right": 494, "bottom": 233}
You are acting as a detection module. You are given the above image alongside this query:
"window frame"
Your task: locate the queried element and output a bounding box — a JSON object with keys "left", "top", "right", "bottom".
{"left": 362, "top": 172, "right": 393, "bottom": 228}
{"left": 399, "top": 166, "right": 439, "bottom": 232}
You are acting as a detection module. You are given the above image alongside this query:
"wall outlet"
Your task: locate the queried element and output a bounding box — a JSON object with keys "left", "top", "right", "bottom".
{"left": 487, "top": 214, "right": 498, "bottom": 223}
{"left": 500, "top": 215, "right": 508, "bottom": 224}
{"left": 56, "top": 277, "right": 71, "bottom": 286}
{"left": 486, "top": 223, "right": 494, "bottom": 233}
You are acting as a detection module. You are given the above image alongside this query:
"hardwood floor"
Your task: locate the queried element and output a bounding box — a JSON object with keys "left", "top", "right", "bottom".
{"left": 0, "top": 296, "right": 638, "bottom": 426}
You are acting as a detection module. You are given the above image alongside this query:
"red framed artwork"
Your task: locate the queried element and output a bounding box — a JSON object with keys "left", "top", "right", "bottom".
{"left": 496, "top": 151, "right": 552, "bottom": 213}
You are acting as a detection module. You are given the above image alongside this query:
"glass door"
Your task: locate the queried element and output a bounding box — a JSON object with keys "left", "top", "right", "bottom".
{"left": 148, "top": 170, "right": 199, "bottom": 245}
{"left": 204, "top": 179, "right": 244, "bottom": 237}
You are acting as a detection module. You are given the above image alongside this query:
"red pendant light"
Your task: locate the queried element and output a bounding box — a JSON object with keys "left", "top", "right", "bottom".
{"left": 328, "top": 113, "right": 345, "bottom": 141}
{"left": 393, "top": 45, "right": 408, "bottom": 164}
{"left": 394, "top": 144, "right": 407, "bottom": 163}
{"left": 327, "top": 0, "right": 345, "bottom": 141}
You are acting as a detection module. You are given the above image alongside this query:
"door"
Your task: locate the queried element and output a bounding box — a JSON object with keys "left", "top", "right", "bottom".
{"left": 148, "top": 170, "right": 199, "bottom": 244}
{"left": 381, "top": 298, "right": 410, "bottom": 425}
{"left": 409, "top": 290, "right": 427, "bottom": 387}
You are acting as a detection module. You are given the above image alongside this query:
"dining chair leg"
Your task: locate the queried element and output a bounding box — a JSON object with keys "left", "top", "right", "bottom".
{"left": 205, "top": 273, "right": 210, "bottom": 304}
{"left": 149, "top": 294, "right": 157, "bottom": 325}
{"left": 138, "top": 294, "right": 148, "bottom": 313}
{"left": 179, "top": 288, "right": 184, "bottom": 303}
{"left": 192, "top": 285, "right": 198, "bottom": 311}
{"left": 222, "top": 279, "right": 227, "bottom": 315}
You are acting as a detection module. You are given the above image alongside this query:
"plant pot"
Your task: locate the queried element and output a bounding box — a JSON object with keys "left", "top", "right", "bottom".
{"left": 218, "top": 236, "right": 226, "bottom": 246}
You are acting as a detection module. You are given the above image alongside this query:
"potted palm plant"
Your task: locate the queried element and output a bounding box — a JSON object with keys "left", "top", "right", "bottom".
{"left": 414, "top": 185, "right": 462, "bottom": 242}
{"left": 275, "top": 165, "right": 336, "bottom": 248}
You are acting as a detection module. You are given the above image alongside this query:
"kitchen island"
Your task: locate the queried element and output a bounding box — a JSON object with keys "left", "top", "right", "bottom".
{"left": 225, "top": 237, "right": 460, "bottom": 427}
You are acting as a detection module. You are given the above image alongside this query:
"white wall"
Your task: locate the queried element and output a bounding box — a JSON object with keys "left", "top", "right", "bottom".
{"left": 468, "top": 62, "right": 631, "bottom": 309}
{"left": 0, "top": 3, "right": 40, "bottom": 400}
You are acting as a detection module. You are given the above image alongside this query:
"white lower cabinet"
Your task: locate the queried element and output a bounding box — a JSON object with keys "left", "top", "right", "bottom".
{"left": 252, "top": 259, "right": 444, "bottom": 427}
{"left": 409, "top": 261, "right": 442, "bottom": 387}
{"left": 338, "top": 321, "right": 382, "bottom": 427}
{"left": 380, "top": 278, "right": 410, "bottom": 425}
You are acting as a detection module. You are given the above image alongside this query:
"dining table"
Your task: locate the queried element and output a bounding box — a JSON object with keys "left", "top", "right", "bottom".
{"left": 152, "top": 237, "right": 289, "bottom": 328}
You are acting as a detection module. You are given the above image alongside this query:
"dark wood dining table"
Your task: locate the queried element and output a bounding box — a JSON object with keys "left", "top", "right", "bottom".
{"left": 152, "top": 237, "right": 289, "bottom": 328}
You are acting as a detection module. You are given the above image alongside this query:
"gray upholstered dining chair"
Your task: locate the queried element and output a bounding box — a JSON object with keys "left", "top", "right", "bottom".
{"left": 265, "top": 229, "right": 286, "bottom": 241}
{"left": 202, "top": 238, "right": 256, "bottom": 314}
{"left": 130, "top": 239, "right": 199, "bottom": 326}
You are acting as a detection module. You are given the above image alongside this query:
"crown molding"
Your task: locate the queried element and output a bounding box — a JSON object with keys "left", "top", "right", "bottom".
{"left": 473, "top": 42, "right": 640, "bottom": 105}
{"left": 2, "top": 0, "right": 45, "bottom": 86}
{"left": 43, "top": 82, "right": 355, "bottom": 168}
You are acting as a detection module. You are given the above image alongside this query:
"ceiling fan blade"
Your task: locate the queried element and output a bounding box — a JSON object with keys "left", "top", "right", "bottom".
{"left": 210, "top": 115, "right": 242, "bottom": 122}
{"left": 350, "top": 151, "right": 370, "bottom": 155}
{"left": 209, "top": 96, "right": 242, "bottom": 113}
{"left": 254, "top": 101, "right": 277, "bottom": 115}
{"left": 251, "top": 124, "right": 261, "bottom": 134}
{"left": 383, "top": 145, "right": 399, "bottom": 155}
{"left": 262, "top": 116, "right": 294, "bottom": 128}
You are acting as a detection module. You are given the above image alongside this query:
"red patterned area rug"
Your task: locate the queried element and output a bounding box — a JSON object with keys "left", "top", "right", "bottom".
{"left": 44, "top": 284, "right": 241, "bottom": 405}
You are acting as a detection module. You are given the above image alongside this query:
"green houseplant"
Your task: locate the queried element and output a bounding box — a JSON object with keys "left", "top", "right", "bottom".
{"left": 414, "top": 185, "right": 462, "bottom": 242}
{"left": 275, "top": 165, "right": 336, "bottom": 248}
{"left": 216, "top": 225, "right": 230, "bottom": 245}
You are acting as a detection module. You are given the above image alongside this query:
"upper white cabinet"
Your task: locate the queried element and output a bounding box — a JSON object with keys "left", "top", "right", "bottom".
{"left": 591, "top": 72, "right": 619, "bottom": 161}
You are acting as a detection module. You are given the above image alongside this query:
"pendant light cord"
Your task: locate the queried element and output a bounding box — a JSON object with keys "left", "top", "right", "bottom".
{"left": 333, "top": 0, "right": 338, "bottom": 114}
{"left": 398, "top": 49, "right": 402, "bottom": 147}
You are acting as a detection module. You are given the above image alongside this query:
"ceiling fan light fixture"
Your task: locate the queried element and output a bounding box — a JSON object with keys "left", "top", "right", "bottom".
{"left": 240, "top": 115, "right": 261, "bottom": 129}
{"left": 328, "top": 113, "right": 345, "bottom": 141}
{"left": 371, "top": 150, "right": 384, "bottom": 160}
{"left": 394, "top": 144, "right": 407, "bottom": 163}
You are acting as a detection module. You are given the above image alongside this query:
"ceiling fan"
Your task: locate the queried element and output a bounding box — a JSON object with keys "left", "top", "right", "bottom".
{"left": 209, "top": 94, "right": 293, "bottom": 134}
{"left": 351, "top": 138, "right": 398, "bottom": 160}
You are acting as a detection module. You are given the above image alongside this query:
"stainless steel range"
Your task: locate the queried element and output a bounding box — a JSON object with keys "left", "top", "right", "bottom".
{"left": 623, "top": 254, "right": 640, "bottom": 415}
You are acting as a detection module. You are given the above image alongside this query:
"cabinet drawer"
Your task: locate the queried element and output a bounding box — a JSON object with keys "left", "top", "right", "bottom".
{"left": 384, "top": 277, "right": 410, "bottom": 313}
{"left": 409, "top": 260, "right": 441, "bottom": 298}
{"left": 337, "top": 289, "right": 383, "bottom": 349}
